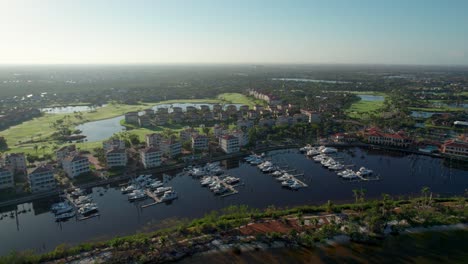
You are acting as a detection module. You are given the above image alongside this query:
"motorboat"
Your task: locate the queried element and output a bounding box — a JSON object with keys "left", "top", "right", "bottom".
{"left": 341, "top": 171, "right": 358, "bottom": 180}
{"left": 328, "top": 163, "right": 344, "bottom": 170}
{"left": 337, "top": 169, "right": 353, "bottom": 177}
{"left": 277, "top": 174, "right": 292, "bottom": 181}
{"left": 55, "top": 211, "right": 76, "bottom": 221}
{"left": 321, "top": 147, "right": 338, "bottom": 154}
{"left": 52, "top": 202, "right": 74, "bottom": 215}
{"left": 154, "top": 187, "right": 172, "bottom": 195}
{"left": 306, "top": 149, "right": 321, "bottom": 156}
{"left": 78, "top": 203, "right": 98, "bottom": 215}
{"left": 299, "top": 144, "right": 313, "bottom": 153}
{"left": 271, "top": 170, "right": 283, "bottom": 177}
{"left": 224, "top": 176, "right": 240, "bottom": 185}
{"left": 128, "top": 190, "right": 147, "bottom": 201}
{"left": 121, "top": 184, "right": 137, "bottom": 194}
{"left": 147, "top": 181, "right": 164, "bottom": 189}
{"left": 357, "top": 167, "right": 373, "bottom": 177}
{"left": 161, "top": 190, "right": 178, "bottom": 202}
{"left": 281, "top": 179, "right": 296, "bottom": 187}
{"left": 74, "top": 195, "right": 93, "bottom": 205}
{"left": 214, "top": 186, "right": 228, "bottom": 195}
{"left": 258, "top": 161, "right": 273, "bottom": 169}
{"left": 288, "top": 181, "right": 302, "bottom": 190}
{"left": 70, "top": 188, "right": 85, "bottom": 197}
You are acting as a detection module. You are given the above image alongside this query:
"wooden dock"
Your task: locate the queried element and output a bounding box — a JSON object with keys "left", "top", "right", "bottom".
{"left": 141, "top": 189, "right": 163, "bottom": 208}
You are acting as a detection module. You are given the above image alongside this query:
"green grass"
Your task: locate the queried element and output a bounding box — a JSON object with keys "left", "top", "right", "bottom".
{"left": 345, "top": 100, "right": 384, "bottom": 119}
{"left": 218, "top": 93, "right": 265, "bottom": 107}
{"left": 1, "top": 95, "right": 256, "bottom": 156}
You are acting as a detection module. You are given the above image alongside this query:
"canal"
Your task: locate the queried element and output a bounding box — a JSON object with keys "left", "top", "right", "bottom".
{"left": 0, "top": 147, "right": 466, "bottom": 255}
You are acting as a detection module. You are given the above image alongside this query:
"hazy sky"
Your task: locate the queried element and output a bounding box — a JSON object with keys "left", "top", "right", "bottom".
{"left": 1, "top": 0, "right": 467, "bottom": 65}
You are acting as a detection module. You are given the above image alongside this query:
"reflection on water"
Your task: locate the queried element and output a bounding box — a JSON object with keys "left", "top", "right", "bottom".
{"left": 357, "top": 94, "right": 385, "bottom": 102}
{"left": 0, "top": 148, "right": 467, "bottom": 255}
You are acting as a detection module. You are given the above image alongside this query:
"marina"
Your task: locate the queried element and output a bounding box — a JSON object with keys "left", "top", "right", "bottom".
{"left": 0, "top": 147, "right": 467, "bottom": 255}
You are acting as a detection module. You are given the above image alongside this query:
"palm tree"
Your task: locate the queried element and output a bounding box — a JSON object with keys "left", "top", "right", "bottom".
{"left": 352, "top": 189, "right": 360, "bottom": 204}
{"left": 421, "top": 186, "right": 430, "bottom": 206}
{"left": 381, "top": 193, "right": 391, "bottom": 217}
{"left": 33, "top": 145, "right": 38, "bottom": 155}
{"left": 359, "top": 188, "right": 367, "bottom": 203}
{"left": 326, "top": 200, "right": 334, "bottom": 213}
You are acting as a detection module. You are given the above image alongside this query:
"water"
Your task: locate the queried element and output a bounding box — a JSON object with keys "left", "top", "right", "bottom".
{"left": 75, "top": 103, "right": 243, "bottom": 142}
{"left": 41, "top": 105, "right": 106, "bottom": 114}
{"left": 357, "top": 94, "right": 385, "bottom": 102}
{"left": 0, "top": 148, "right": 467, "bottom": 255}
{"left": 432, "top": 102, "right": 468, "bottom": 109}
{"left": 411, "top": 111, "right": 436, "bottom": 118}
{"left": 75, "top": 116, "right": 125, "bottom": 142}
{"left": 272, "top": 78, "right": 350, "bottom": 84}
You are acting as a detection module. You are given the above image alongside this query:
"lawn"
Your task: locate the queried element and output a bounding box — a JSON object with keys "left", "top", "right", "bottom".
{"left": 0, "top": 94, "right": 255, "bottom": 156}
{"left": 345, "top": 100, "right": 384, "bottom": 119}
{"left": 217, "top": 93, "right": 265, "bottom": 107}
{"left": 409, "top": 106, "right": 466, "bottom": 112}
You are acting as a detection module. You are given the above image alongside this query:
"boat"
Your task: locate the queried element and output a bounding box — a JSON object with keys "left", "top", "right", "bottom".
{"left": 147, "top": 181, "right": 164, "bottom": 189}
{"left": 357, "top": 167, "right": 373, "bottom": 177}
{"left": 213, "top": 186, "right": 228, "bottom": 195}
{"left": 328, "top": 163, "right": 344, "bottom": 170}
{"left": 78, "top": 203, "right": 98, "bottom": 215}
{"left": 306, "top": 149, "right": 321, "bottom": 156}
{"left": 224, "top": 176, "right": 240, "bottom": 185}
{"left": 277, "top": 174, "right": 292, "bottom": 181}
{"left": 74, "top": 195, "right": 93, "bottom": 205}
{"left": 121, "top": 184, "right": 137, "bottom": 194}
{"left": 288, "top": 181, "right": 302, "bottom": 190}
{"left": 281, "top": 179, "right": 296, "bottom": 187}
{"left": 161, "top": 190, "right": 178, "bottom": 202}
{"left": 299, "top": 144, "right": 313, "bottom": 153}
{"left": 51, "top": 201, "right": 72, "bottom": 212}
{"left": 341, "top": 171, "right": 358, "bottom": 180}
{"left": 128, "top": 190, "right": 147, "bottom": 201}
{"left": 201, "top": 177, "right": 215, "bottom": 187}
{"left": 271, "top": 170, "right": 283, "bottom": 177}
{"left": 321, "top": 147, "right": 338, "bottom": 154}
{"left": 52, "top": 202, "right": 74, "bottom": 215}
{"left": 337, "top": 169, "right": 353, "bottom": 177}
{"left": 70, "top": 188, "right": 85, "bottom": 197}
{"left": 55, "top": 211, "right": 76, "bottom": 221}
{"left": 154, "top": 186, "right": 172, "bottom": 195}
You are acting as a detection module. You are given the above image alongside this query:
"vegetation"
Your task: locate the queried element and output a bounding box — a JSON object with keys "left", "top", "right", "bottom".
{"left": 1, "top": 191, "right": 465, "bottom": 264}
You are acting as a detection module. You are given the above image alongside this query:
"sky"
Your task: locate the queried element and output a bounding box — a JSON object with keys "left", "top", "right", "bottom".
{"left": 0, "top": 0, "right": 467, "bottom": 65}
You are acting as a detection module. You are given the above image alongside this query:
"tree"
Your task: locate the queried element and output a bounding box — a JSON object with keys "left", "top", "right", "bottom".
{"left": 352, "top": 189, "right": 360, "bottom": 204}
{"left": 381, "top": 193, "right": 392, "bottom": 217}
{"left": 421, "top": 186, "right": 430, "bottom": 206}
{"left": 33, "top": 145, "right": 39, "bottom": 155}
{"left": 202, "top": 127, "right": 210, "bottom": 136}
{"left": 325, "top": 200, "right": 334, "bottom": 213}
{"left": 40, "top": 145, "right": 49, "bottom": 156}
{"left": 0, "top": 137, "right": 8, "bottom": 150}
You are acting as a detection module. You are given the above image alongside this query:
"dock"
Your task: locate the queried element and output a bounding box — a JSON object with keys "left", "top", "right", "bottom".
{"left": 141, "top": 189, "right": 163, "bottom": 208}
{"left": 78, "top": 213, "right": 100, "bottom": 221}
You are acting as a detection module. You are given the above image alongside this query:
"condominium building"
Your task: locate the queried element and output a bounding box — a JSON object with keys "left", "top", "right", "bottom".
{"left": 4, "top": 153, "right": 27, "bottom": 174}
{"left": 56, "top": 145, "right": 76, "bottom": 166}
{"left": 191, "top": 134, "right": 209, "bottom": 151}
{"left": 103, "top": 139, "right": 126, "bottom": 151}
{"left": 62, "top": 155, "right": 90, "bottom": 178}
{"left": 0, "top": 167, "right": 14, "bottom": 189}
{"left": 106, "top": 148, "right": 127, "bottom": 168}
{"left": 441, "top": 140, "right": 468, "bottom": 158}
{"left": 219, "top": 135, "right": 239, "bottom": 154}
{"left": 28, "top": 166, "right": 56, "bottom": 193}
{"left": 146, "top": 133, "right": 163, "bottom": 147}
{"left": 140, "top": 147, "right": 162, "bottom": 169}
{"left": 160, "top": 137, "right": 182, "bottom": 158}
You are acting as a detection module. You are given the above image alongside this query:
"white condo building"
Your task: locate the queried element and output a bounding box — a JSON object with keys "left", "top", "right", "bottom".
{"left": 62, "top": 155, "right": 91, "bottom": 178}
{"left": 28, "top": 166, "right": 56, "bottom": 193}
{"left": 140, "top": 147, "right": 162, "bottom": 169}
{"left": 106, "top": 148, "right": 128, "bottom": 168}
{"left": 219, "top": 135, "right": 240, "bottom": 154}
{"left": 0, "top": 167, "right": 14, "bottom": 189}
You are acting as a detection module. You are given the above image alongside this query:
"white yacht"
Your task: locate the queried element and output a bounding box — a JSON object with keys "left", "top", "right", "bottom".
{"left": 224, "top": 176, "right": 240, "bottom": 185}
{"left": 306, "top": 148, "right": 321, "bottom": 156}
{"left": 53, "top": 203, "right": 74, "bottom": 215}
{"left": 321, "top": 147, "right": 338, "bottom": 154}
{"left": 281, "top": 179, "right": 296, "bottom": 187}
{"left": 288, "top": 181, "right": 302, "bottom": 190}
{"left": 74, "top": 195, "right": 93, "bottom": 205}
{"left": 277, "top": 174, "right": 292, "bottom": 181}
{"left": 78, "top": 203, "right": 98, "bottom": 215}
{"left": 271, "top": 170, "right": 283, "bottom": 177}
{"left": 328, "top": 163, "right": 344, "bottom": 170}
{"left": 154, "top": 186, "right": 172, "bottom": 195}
{"left": 147, "top": 181, "right": 164, "bottom": 189}
{"left": 121, "top": 184, "right": 137, "bottom": 194}
{"left": 299, "top": 145, "right": 313, "bottom": 153}
{"left": 357, "top": 167, "right": 374, "bottom": 177}
{"left": 161, "top": 190, "right": 178, "bottom": 202}
{"left": 128, "top": 190, "right": 147, "bottom": 201}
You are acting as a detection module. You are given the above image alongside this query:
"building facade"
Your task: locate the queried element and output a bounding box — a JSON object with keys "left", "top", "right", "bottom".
{"left": 140, "top": 147, "right": 162, "bottom": 169}
{"left": 28, "top": 166, "right": 56, "bottom": 193}
{"left": 106, "top": 148, "right": 127, "bottom": 168}
{"left": 0, "top": 167, "right": 14, "bottom": 189}
{"left": 219, "top": 135, "right": 240, "bottom": 154}
{"left": 62, "top": 155, "right": 91, "bottom": 178}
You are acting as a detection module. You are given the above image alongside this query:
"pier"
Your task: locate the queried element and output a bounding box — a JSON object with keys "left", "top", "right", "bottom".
{"left": 141, "top": 189, "right": 163, "bottom": 208}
